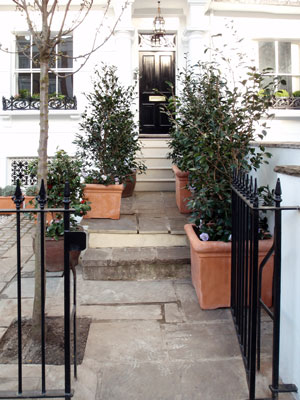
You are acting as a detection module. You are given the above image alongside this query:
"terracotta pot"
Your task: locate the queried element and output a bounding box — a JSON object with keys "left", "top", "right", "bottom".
{"left": 83, "top": 183, "right": 123, "bottom": 219}
{"left": 33, "top": 235, "right": 81, "bottom": 272}
{"left": 184, "top": 224, "right": 274, "bottom": 310}
{"left": 24, "top": 196, "right": 36, "bottom": 209}
{"left": 122, "top": 172, "right": 136, "bottom": 198}
{"left": 45, "top": 236, "right": 80, "bottom": 272}
{"left": 0, "top": 197, "right": 16, "bottom": 214}
{"left": 172, "top": 165, "right": 191, "bottom": 214}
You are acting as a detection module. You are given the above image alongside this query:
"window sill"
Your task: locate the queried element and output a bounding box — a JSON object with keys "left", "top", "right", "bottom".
{"left": 0, "top": 110, "right": 81, "bottom": 121}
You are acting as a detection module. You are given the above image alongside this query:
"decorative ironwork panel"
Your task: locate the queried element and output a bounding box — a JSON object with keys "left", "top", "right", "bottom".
{"left": 138, "top": 33, "right": 176, "bottom": 49}
{"left": 2, "top": 96, "right": 77, "bottom": 111}
{"left": 272, "top": 97, "right": 300, "bottom": 109}
{"left": 9, "top": 158, "right": 37, "bottom": 186}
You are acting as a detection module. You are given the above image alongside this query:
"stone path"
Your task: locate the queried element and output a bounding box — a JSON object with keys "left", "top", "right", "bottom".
{"left": 0, "top": 211, "right": 295, "bottom": 400}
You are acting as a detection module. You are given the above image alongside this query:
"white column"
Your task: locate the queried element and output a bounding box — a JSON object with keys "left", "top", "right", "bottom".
{"left": 184, "top": 0, "right": 209, "bottom": 64}
{"left": 113, "top": 0, "right": 135, "bottom": 86}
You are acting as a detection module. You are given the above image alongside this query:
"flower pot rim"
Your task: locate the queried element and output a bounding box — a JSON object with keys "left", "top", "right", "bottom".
{"left": 184, "top": 224, "right": 273, "bottom": 253}
{"left": 84, "top": 183, "right": 124, "bottom": 192}
{"left": 172, "top": 165, "right": 189, "bottom": 178}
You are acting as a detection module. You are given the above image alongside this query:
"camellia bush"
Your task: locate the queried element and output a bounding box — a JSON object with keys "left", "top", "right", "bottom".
{"left": 165, "top": 57, "right": 279, "bottom": 241}
{"left": 74, "top": 64, "right": 146, "bottom": 185}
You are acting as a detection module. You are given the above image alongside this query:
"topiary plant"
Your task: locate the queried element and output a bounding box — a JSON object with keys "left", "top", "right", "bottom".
{"left": 165, "top": 57, "right": 277, "bottom": 242}
{"left": 275, "top": 89, "right": 289, "bottom": 97}
{"left": 1, "top": 185, "right": 16, "bottom": 196}
{"left": 292, "top": 90, "right": 300, "bottom": 97}
{"left": 74, "top": 64, "right": 146, "bottom": 185}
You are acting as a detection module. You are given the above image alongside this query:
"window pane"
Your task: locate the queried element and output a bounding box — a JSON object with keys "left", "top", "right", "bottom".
{"left": 279, "top": 75, "right": 292, "bottom": 94}
{"left": 259, "top": 42, "right": 275, "bottom": 71}
{"left": 49, "top": 73, "right": 56, "bottom": 95}
{"left": 58, "top": 36, "right": 73, "bottom": 68}
{"left": 18, "top": 73, "right": 31, "bottom": 94}
{"left": 278, "top": 42, "right": 291, "bottom": 74}
{"left": 32, "top": 43, "right": 40, "bottom": 68}
{"left": 33, "top": 73, "right": 40, "bottom": 95}
{"left": 58, "top": 74, "right": 73, "bottom": 97}
{"left": 16, "top": 36, "right": 30, "bottom": 69}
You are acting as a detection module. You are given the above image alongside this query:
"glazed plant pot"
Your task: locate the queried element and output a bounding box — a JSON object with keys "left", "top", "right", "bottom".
{"left": 172, "top": 165, "right": 191, "bottom": 214}
{"left": 122, "top": 171, "right": 137, "bottom": 198}
{"left": 0, "top": 197, "right": 16, "bottom": 214}
{"left": 184, "top": 224, "right": 274, "bottom": 310}
{"left": 83, "top": 183, "right": 123, "bottom": 219}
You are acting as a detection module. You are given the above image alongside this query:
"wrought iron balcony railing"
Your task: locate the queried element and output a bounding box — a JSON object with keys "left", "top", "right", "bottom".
{"left": 2, "top": 96, "right": 77, "bottom": 111}
{"left": 271, "top": 97, "right": 300, "bottom": 109}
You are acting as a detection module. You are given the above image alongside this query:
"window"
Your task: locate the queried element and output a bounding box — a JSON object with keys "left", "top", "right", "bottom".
{"left": 15, "top": 34, "right": 73, "bottom": 98}
{"left": 258, "top": 40, "right": 300, "bottom": 94}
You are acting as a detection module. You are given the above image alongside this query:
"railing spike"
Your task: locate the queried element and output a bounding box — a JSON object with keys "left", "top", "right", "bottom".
{"left": 64, "top": 181, "right": 70, "bottom": 198}
{"left": 37, "top": 179, "right": 47, "bottom": 209}
{"left": 13, "top": 179, "right": 24, "bottom": 209}
{"left": 275, "top": 178, "right": 282, "bottom": 205}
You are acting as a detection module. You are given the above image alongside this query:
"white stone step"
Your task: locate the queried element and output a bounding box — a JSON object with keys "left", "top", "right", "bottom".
{"left": 138, "top": 167, "right": 173, "bottom": 180}
{"left": 138, "top": 157, "right": 172, "bottom": 168}
{"left": 135, "top": 179, "right": 175, "bottom": 191}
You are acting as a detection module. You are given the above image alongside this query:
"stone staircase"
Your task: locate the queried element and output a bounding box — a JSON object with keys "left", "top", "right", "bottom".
{"left": 135, "top": 138, "right": 175, "bottom": 191}
{"left": 80, "top": 192, "right": 191, "bottom": 280}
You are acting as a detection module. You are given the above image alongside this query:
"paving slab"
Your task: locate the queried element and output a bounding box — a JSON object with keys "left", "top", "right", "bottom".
{"left": 0, "top": 299, "right": 33, "bottom": 327}
{"left": 85, "top": 321, "right": 167, "bottom": 363}
{"left": 138, "top": 216, "right": 169, "bottom": 234}
{"left": 1, "top": 277, "right": 62, "bottom": 299}
{"left": 76, "top": 278, "right": 178, "bottom": 304}
{"left": 168, "top": 217, "right": 189, "bottom": 234}
{"left": 47, "top": 303, "right": 162, "bottom": 321}
{"left": 82, "top": 215, "right": 137, "bottom": 233}
{"left": 174, "top": 281, "right": 232, "bottom": 323}
{"left": 163, "top": 321, "right": 240, "bottom": 361}
{"left": 133, "top": 192, "right": 164, "bottom": 203}
{"left": 98, "top": 359, "right": 249, "bottom": 400}
{"left": 164, "top": 303, "right": 184, "bottom": 323}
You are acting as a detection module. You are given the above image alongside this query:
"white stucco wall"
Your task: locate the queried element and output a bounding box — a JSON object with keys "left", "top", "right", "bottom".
{"left": 277, "top": 171, "right": 300, "bottom": 400}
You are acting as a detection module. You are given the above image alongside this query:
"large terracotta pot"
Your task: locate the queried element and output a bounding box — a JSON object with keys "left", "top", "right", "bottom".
{"left": 0, "top": 197, "right": 16, "bottom": 214}
{"left": 122, "top": 171, "right": 136, "bottom": 198}
{"left": 24, "top": 196, "right": 36, "bottom": 209}
{"left": 172, "top": 165, "right": 191, "bottom": 214}
{"left": 83, "top": 183, "right": 123, "bottom": 219}
{"left": 184, "top": 224, "right": 274, "bottom": 310}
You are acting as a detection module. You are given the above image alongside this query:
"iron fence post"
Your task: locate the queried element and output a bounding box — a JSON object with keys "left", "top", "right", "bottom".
{"left": 63, "top": 182, "right": 71, "bottom": 400}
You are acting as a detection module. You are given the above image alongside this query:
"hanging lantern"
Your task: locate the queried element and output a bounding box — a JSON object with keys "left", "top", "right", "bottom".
{"left": 151, "top": 1, "right": 166, "bottom": 46}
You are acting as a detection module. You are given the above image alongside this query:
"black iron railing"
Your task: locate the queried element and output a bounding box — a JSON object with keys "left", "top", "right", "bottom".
{"left": 0, "top": 180, "right": 86, "bottom": 399}
{"left": 2, "top": 96, "right": 77, "bottom": 111}
{"left": 231, "top": 171, "right": 298, "bottom": 400}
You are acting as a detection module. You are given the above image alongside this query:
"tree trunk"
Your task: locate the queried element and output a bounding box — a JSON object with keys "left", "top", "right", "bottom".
{"left": 32, "top": 58, "right": 49, "bottom": 340}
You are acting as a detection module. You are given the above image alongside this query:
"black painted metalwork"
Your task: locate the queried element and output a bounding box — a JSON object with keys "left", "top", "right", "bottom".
{"left": 2, "top": 96, "right": 77, "bottom": 111}
{"left": 231, "top": 171, "right": 298, "bottom": 400}
{"left": 0, "top": 180, "right": 86, "bottom": 399}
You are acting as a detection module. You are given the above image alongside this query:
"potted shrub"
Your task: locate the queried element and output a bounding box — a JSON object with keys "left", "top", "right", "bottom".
{"left": 178, "top": 57, "right": 278, "bottom": 309}
{"left": 0, "top": 185, "right": 17, "bottom": 213}
{"left": 24, "top": 184, "right": 38, "bottom": 209}
{"left": 29, "top": 149, "right": 90, "bottom": 271}
{"left": 74, "top": 64, "right": 146, "bottom": 217}
{"left": 164, "top": 68, "right": 201, "bottom": 214}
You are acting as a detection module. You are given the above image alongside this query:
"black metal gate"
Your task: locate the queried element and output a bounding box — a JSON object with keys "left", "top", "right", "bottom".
{"left": 0, "top": 180, "right": 86, "bottom": 399}
{"left": 231, "top": 171, "right": 298, "bottom": 400}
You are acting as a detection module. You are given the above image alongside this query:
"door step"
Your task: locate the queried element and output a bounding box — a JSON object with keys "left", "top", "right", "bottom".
{"left": 81, "top": 246, "right": 190, "bottom": 280}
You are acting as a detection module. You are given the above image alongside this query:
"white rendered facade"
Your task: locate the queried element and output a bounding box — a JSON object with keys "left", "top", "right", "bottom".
{"left": 0, "top": 1, "right": 300, "bottom": 397}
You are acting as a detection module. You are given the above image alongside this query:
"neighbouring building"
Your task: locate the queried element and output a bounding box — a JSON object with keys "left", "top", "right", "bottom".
{"left": 0, "top": 1, "right": 299, "bottom": 397}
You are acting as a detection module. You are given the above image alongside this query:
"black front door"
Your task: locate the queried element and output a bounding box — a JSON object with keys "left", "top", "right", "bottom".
{"left": 139, "top": 51, "right": 175, "bottom": 135}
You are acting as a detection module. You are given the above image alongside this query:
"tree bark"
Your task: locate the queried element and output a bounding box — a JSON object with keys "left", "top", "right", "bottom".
{"left": 32, "top": 57, "right": 49, "bottom": 340}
